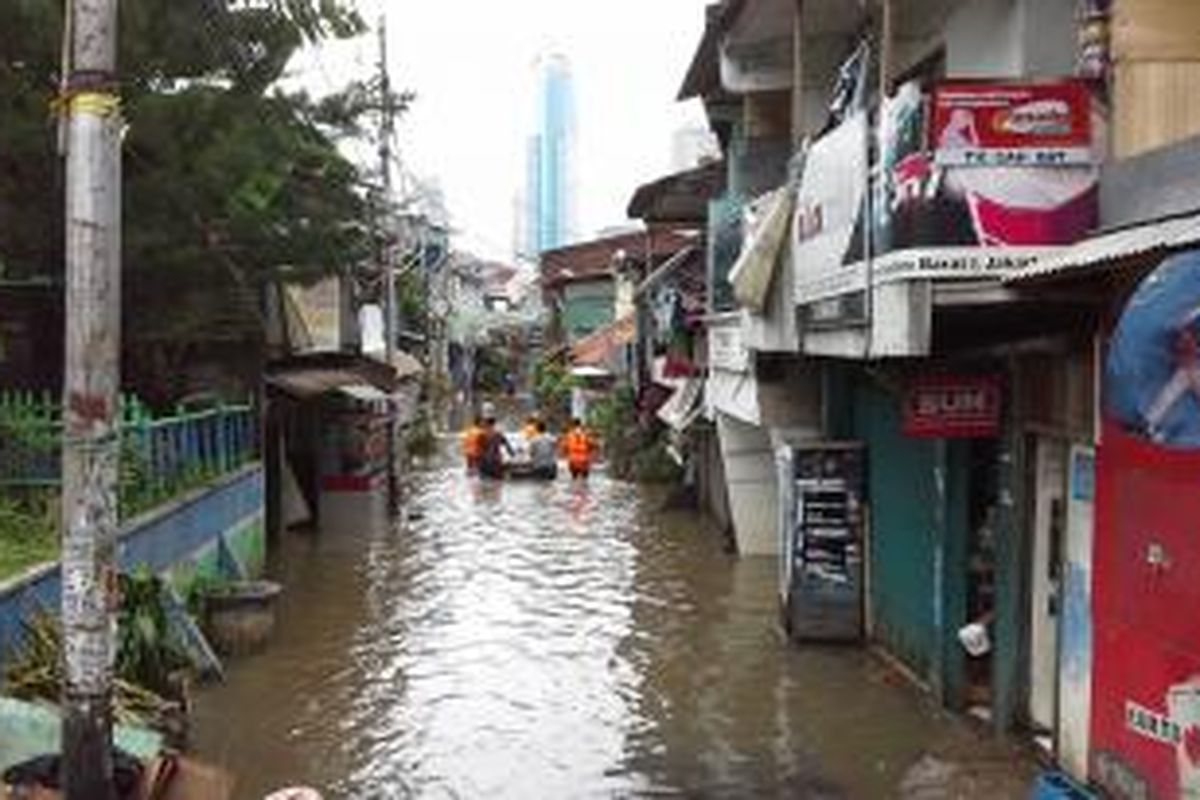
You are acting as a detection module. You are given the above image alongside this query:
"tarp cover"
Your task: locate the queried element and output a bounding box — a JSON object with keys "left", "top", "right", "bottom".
{"left": 1106, "top": 249, "right": 1200, "bottom": 446}
{"left": 729, "top": 187, "right": 792, "bottom": 313}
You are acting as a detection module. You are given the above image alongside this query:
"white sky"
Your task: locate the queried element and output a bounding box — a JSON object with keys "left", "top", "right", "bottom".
{"left": 301, "top": 0, "right": 712, "bottom": 261}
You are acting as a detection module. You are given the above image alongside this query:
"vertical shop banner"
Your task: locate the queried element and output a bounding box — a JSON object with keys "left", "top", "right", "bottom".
{"left": 792, "top": 112, "right": 869, "bottom": 309}
{"left": 931, "top": 81, "right": 1093, "bottom": 167}
{"left": 902, "top": 374, "right": 1002, "bottom": 439}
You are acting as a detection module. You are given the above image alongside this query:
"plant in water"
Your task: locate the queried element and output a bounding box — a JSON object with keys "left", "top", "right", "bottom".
{"left": 0, "top": 493, "right": 59, "bottom": 579}
{"left": 588, "top": 384, "right": 683, "bottom": 484}
{"left": 117, "top": 567, "right": 193, "bottom": 698}
{"left": 4, "top": 604, "right": 189, "bottom": 738}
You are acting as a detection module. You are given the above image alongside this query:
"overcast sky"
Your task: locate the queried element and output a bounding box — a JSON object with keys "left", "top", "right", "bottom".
{"left": 303, "top": 0, "right": 712, "bottom": 261}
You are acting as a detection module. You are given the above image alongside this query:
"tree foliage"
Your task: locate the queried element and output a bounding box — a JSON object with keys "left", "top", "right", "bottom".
{"left": 0, "top": 0, "right": 401, "bottom": 393}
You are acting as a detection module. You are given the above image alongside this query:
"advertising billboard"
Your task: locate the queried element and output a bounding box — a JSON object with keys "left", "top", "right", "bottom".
{"left": 876, "top": 80, "right": 1099, "bottom": 255}
{"left": 931, "top": 81, "right": 1094, "bottom": 168}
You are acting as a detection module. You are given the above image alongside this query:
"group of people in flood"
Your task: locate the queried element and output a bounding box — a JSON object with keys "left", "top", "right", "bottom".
{"left": 461, "top": 411, "right": 596, "bottom": 481}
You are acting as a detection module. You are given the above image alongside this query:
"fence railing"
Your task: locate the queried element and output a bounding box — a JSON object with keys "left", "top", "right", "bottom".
{"left": 0, "top": 392, "right": 257, "bottom": 515}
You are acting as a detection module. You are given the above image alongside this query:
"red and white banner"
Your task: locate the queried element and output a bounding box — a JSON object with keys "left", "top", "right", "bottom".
{"left": 931, "top": 81, "right": 1093, "bottom": 167}
{"left": 903, "top": 374, "right": 1003, "bottom": 439}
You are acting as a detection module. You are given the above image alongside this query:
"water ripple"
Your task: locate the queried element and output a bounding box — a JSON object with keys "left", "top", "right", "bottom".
{"left": 193, "top": 467, "right": 873, "bottom": 798}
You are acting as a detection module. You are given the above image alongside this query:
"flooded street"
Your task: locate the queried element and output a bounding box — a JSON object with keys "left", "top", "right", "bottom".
{"left": 193, "top": 467, "right": 1034, "bottom": 799}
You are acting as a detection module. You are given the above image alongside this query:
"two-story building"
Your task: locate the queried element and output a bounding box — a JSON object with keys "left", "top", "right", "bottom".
{"left": 678, "top": 1, "right": 1200, "bottom": 795}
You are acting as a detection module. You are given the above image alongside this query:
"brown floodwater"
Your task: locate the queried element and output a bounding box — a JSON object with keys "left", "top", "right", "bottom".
{"left": 192, "top": 466, "right": 1034, "bottom": 799}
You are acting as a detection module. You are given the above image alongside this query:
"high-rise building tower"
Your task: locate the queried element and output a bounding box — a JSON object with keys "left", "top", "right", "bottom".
{"left": 523, "top": 53, "right": 576, "bottom": 255}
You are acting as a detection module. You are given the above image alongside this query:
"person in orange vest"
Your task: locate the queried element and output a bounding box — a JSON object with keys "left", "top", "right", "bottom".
{"left": 560, "top": 418, "right": 596, "bottom": 480}
{"left": 461, "top": 416, "right": 486, "bottom": 473}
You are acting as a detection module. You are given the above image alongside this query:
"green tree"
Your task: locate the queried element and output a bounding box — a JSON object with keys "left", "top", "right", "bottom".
{"left": 0, "top": 1, "right": 408, "bottom": 397}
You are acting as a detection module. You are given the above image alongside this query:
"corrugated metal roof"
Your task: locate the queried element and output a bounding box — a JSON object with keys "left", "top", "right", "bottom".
{"left": 569, "top": 314, "right": 637, "bottom": 366}
{"left": 266, "top": 350, "right": 422, "bottom": 400}
{"left": 1007, "top": 211, "right": 1200, "bottom": 284}
{"left": 266, "top": 367, "right": 375, "bottom": 399}
{"left": 627, "top": 162, "right": 726, "bottom": 223}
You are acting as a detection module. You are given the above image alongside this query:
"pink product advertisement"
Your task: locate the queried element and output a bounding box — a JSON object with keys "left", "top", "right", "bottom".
{"left": 874, "top": 79, "right": 1102, "bottom": 254}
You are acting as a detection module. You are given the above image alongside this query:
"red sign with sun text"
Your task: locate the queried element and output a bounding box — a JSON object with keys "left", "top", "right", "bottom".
{"left": 903, "top": 374, "right": 1003, "bottom": 439}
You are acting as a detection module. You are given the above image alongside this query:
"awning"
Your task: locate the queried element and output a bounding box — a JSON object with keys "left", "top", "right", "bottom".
{"left": 657, "top": 377, "right": 704, "bottom": 431}
{"left": 337, "top": 384, "right": 390, "bottom": 404}
{"left": 1008, "top": 210, "right": 1200, "bottom": 284}
{"left": 267, "top": 367, "right": 379, "bottom": 399}
{"left": 266, "top": 351, "right": 406, "bottom": 399}
{"left": 570, "top": 314, "right": 636, "bottom": 366}
{"left": 570, "top": 365, "right": 612, "bottom": 379}
{"left": 627, "top": 162, "right": 725, "bottom": 224}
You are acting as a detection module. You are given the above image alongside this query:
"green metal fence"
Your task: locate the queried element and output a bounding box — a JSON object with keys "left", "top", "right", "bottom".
{"left": 0, "top": 392, "right": 257, "bottom": 514}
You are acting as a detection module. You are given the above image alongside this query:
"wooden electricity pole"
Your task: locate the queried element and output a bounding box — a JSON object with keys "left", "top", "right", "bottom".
{"left": 60, "top": 0, "right": 121, "bottom": 797}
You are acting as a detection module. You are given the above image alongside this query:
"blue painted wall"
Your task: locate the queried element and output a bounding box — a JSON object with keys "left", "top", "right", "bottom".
{"left": 0, "top": 464, "right": 264, "bottom": 667}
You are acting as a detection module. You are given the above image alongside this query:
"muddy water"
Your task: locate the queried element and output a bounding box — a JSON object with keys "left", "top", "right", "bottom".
{"left": 193, "top": 468, "right": 1032, "bottom": 799}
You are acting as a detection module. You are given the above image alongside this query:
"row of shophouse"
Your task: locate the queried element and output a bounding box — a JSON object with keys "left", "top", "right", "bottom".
{"left": 544, "top": 1, "right": 1200, "bottom": 797}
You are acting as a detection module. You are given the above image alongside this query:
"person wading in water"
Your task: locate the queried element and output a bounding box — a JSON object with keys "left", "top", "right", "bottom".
{"left": 461, "top": 416, "right": 486, "bottom": 473}
{"left": 560, "top": 418, "right": 596, "bottom": 480}
{"left": 478, "top": 417, "right": 513, "bottom": 480}
{"left": 529, "top": 420, "right": 558, "bottom": 480}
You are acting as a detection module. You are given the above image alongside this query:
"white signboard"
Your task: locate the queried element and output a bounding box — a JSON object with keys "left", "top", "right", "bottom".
{"left": 792, "top": 113, "right": 869, "bottom": 306}
{"left": 708, "top": 320, "right": 749, "bottom": 373}
{"left": 869, "top": 247, "right": 1047, "bottom": 283}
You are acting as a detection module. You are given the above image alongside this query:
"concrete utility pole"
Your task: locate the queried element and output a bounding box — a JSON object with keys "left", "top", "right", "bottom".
{"left": 377, "top": 14, "right": 401, "bottom": 512}
{"left": 379, "top": 15, "right": 396, "bottom": 372}
{"left": 60, "top": 0, "right": 121, "bottom": 797}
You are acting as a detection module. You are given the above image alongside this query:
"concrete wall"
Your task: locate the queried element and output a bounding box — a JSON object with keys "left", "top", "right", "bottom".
{"left": 716, "top": 412, "right": 779, "bottom": 556}
{"left": 945, "top": 0, "right": 1023, "bottom": 77}
{"left": 1100, "top": 132, "right": 1200, "bottom": 227}
{"left": 695, "top": 423, "right": 734, "bottom": 547}
{"left": 0, "top": 464, "right": 265, "bottom": 666}
{"left": 944, "top": 0, "right": 1075, "bottom": 79}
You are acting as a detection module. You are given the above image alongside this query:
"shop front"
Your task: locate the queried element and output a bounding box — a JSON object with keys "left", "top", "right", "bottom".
{"left": 825, "top": 365, "right": 1005, "bottom": 711}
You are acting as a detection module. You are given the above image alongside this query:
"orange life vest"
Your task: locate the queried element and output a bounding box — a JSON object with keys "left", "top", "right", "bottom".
{"left": 462, "top": 426, "right": 485, "bottom": 459}
{"left": 562, "top": 428, "right": 593, "bottom": 467}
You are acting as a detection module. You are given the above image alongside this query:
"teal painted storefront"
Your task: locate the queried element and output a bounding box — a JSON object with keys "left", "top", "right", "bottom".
{"left": 826, "top": 367, "right": 974, "bottom": 709}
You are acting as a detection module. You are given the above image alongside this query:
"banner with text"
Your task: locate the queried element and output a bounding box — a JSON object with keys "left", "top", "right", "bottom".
{"left": 931, "top": 81, "right": 1093, "bottom": 168}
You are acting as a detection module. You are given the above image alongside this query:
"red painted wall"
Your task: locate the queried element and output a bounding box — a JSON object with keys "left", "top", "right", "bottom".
{"left": 1092, "top": 423, "right": 1200, "bottom": 799}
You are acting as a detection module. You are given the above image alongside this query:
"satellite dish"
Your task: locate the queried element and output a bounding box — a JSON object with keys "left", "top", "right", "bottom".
{"left": 1106, "top": 250, "right": 1200, "bottom": 447}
